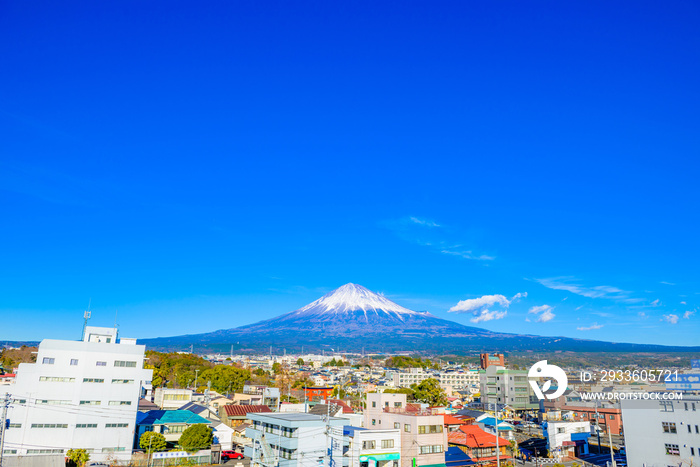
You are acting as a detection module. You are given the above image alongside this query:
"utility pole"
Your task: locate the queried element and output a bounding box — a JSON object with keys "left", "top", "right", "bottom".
{"left": 0, "top": 393, "right": 11, "bottom": 467}
{"left": 608, "top": 427, "right": 617, "bottom": 467}
{"left": 495, "top": 404, "right": 500, "bottom": 467}
{"left": 81, "top": 299, "right": 91, "bottom": 340}
{"left": 194, "top": 369, "right": 199, "bottom": 390}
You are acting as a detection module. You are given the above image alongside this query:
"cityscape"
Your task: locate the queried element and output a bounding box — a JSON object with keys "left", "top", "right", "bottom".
{"left": 1, "top": 2, "right": 699, "bottom": 467}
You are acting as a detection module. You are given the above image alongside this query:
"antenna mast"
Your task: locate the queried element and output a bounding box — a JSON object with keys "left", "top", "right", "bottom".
{"left": 81, "top": 299, "right": 92, "bottom": 341}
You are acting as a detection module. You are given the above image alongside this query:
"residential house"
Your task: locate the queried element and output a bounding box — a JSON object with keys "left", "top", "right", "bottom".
{"left": 543, "top": 421, "right": 591, "bottom": 459}
{"left": 154, "top": 387, "right": 193, "bottom": 410}
{"left": 221, "top": 404, "right": 272, "bottom": 428}
{"left": 447, "top": 425, "right": 511, "bottom": 464}
{"left": 135, "top": 409, "right": 211, "bottom": 446}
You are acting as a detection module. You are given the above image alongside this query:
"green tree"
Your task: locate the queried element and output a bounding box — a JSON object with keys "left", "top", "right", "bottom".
{"left": 383, "top": 387, "right": 415, "bottom": 400}
{"left": 179, "top": 424, "right": 214, "bottom": 453}
{"left": 254, "top": 367, "right": 267, "bottom": 376}
{"left": 140, "top": 431, "right": 167, "bottom": 454}
{"left": 66, "top": 448, "right": 90, "bottom": 467}
{"left": 272, "top": 362, "right": 282, "bottom": 374}
{"left": 412, "top": 378, "right": 448, "bottom": 406}
{"left": 200, "top": 365, "right": 250, "bottom": 394}
{"left": 296, "top": 358, "right": 304, "bottom": 367}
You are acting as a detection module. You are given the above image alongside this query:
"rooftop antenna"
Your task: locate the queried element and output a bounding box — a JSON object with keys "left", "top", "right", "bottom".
{"left": 81, "top": 299, "right": 92, "bottom": 340}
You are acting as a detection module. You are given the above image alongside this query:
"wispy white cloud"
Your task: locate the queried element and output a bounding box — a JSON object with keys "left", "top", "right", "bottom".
{"left": 660, "top": 281, "right": 676, "bottom": 286}
{"left": 528, "top": 304, "right": 555, "bottom": 323}
{"left": 535, "top": 277, "right": 631, "bottom": 301}
{"left": 577, "top": 323, "right": 604, "bottom": 331}
{"left": 441, "top": 249, "right": 495, "bottom": 261}
{"left": 650, "top": 299, "right": 661, "bottom": 307}
{"left": 662, "top": 314, "right": 680, "bottom": 324}
{"left": 408, "top": 217, "right": 440, "bottom": 228}
{"left": 684, "top": 310, "right": 696, "bottom": 319}
{"left": 448, "top": 292, "right": 526, "bottom": 323}
{"left": 384, "top": 217, "right": 493, "bottom": 262}
{"left": 637, "top": 312, "right": 647, "bottom": 319}
{"left": 681, "top": 301, "right": 687, "bottom": 305}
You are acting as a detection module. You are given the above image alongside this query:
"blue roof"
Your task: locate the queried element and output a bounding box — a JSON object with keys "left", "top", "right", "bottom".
{"left": 136, "top": 410, "right": 211, "bottom": 426}
{"left": 479, "top": 417, "right": 513, "bottom": 430}
{"left": 445, "top": 447, "right": 476, "bottom": 466}
{"left": 344, "top": 426, "right": 367, "bottom": 436}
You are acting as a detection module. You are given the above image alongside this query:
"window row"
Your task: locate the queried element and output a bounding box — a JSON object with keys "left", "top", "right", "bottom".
{"left": 362, "top": 440, "right": 394, "bottom": 449}
{"left": 41, "top": 357, "right": 137, "bottom": 368}
{"left": 418, "top": 425, "right": 443, "bottom": 434}
{"left": 29, "top": 423, "right": 129, "bottom": 429}
{"left": 419, "top": 445, "right": 443, "bottom": 455}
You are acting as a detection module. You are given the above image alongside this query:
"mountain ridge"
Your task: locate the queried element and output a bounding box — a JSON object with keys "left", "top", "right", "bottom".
{"left": 139, "top": 283, "right": 700, "bottom": 353}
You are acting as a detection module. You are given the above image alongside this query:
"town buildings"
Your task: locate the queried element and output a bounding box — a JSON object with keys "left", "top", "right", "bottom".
{"left": 343, "top": 426, "right": 401, "bottom": 467}
{"left": 479, "top": 365, "right": 538, "bottom": 412}
{"left": 1, "top": 326, "right": 152, "bottom": 463}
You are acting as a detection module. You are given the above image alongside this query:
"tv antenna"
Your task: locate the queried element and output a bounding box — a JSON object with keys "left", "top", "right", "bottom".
{"left": 81, "top": 299, "right": 92, "bottom": 341}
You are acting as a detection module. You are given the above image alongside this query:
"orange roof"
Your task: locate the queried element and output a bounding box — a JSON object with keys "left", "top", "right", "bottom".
{"left": 449, "top": 425, "right": 509, "bottom": 448}
{"left": 443, "top": 414, "right": 467, "bottom": 425}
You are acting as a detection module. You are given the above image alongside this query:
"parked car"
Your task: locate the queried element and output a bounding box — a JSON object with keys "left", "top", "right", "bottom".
{"left": 222, "top": 450, "right": 244, "bottom": 460}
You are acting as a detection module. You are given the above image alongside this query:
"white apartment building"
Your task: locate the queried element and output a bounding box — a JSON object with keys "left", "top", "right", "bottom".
{"left": 364, "top": 393, "right": 447, "bottom": 467}
{"left": 2, "top": 326, "right": 153, "bottom": 463}
{"left": 622, "top": 396, "right": 700, "bottom": 467}
{"left": 391, "top": 369, "right": 479, "bottom": 391}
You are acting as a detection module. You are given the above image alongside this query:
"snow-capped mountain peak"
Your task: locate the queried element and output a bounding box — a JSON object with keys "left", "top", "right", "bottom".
{"left": 293, "top": 283, "right": 420, "bottom": 318}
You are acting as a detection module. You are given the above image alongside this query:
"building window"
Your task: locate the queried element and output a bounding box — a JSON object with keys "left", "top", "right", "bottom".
{"left": 665, "top": 444, "right": 680, "bottom": 455}
{"left": 394, "top": 402, "right": 401, "bottom": 407}
{"left": 609, "top": 415, "right": 615, "bottom": 420}
{"left": 111, "top": 379, "right": 134, "bottom": 384}
{"left": 70, "top": 359, "right": 79, "bottom": 366}
{"left": 109, "top": 401, "right": 132, "bottom": 406}
{"left": 404, "top": 424, "right": 411, "bottom": 432}
{"left": 689, "top": 425, "right": 693, "bottom": 433}
{"left": 102, "top": 448, "right": 126, "bottom": 452}
{"left": 662, "top": 422, "right": 677, "bottom": 434}
{"left": 28, "top": 449, "right": 64, "bottom": 454}
{"left": 394, "top": 423, "right": 400, "bottom": 429}
{"left": 31, "top": 424, "right": 68, "bottom": 428}
{"left": 76, "top": 424, "right": 98, "bottom": 428}
{"left": 696, "top": 425, "right": 699, "bottom": 433}
{"left": 372, "top": 402, "right": 376, "bottom": 408}
{"left": 660, "top": 401, "right": 674, "bottom": 412}
{"left": 363, "top": 441, "right": 376, "bottom": 450}
{"left": 8, "top": 423, "right": 21, "bottom": 428}
{"left": 381, "top": 440, "right": 394, "bottom": 449}
{"left": 165, "top": 425, "right": 185, "bottom": 433}
{"left": 372, "top": 419, "right": 376, "bottom": 426}
{"left": 42, "top": 357, "right": 55, "bottom": 364}
{"left": 691, "top": 447, "right": 695, "bottom": 456}
{"left": 37, "top": 400, "right": 71, "bottom": 405}
{"left": 39, "top": 376, "right": 75, "bottom": 383}
{"left": 418, "top": 425, "right": 443, "bottom": 434}
{"left": 96, "top": 361, "right": 107, "bottom": 367}
{"left": 80, "top": 400, "right": 101, "bottom": 406}
{"left": 114, "top": 360, "right": 137, "bottom": 368}
{"left": 558, "top": 428, "right": 566, "bottom": 434}
{"left": 419, "top": 445, "right": 443, "bottom": 454}
{"left": 83, "top": 378, "right": 104, "bottom": 383}
{"left": 105, "top": 423, "right": 129, "bottom": 428}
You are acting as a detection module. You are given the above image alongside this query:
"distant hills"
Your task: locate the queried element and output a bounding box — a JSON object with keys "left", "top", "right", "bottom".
{"left": 139, "top": 283, "right": 700, "bottom": 354}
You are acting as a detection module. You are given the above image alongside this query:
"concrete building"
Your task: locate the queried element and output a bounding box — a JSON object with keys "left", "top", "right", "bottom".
{"left": 479, "top": 354, "right": 504, "bottom": 370}
{"left": 543, "top": 421, "right": 591, "bottom": 459}
{"left": 245, "top": 412, "right": 346, "bottom": 467}
{"left": 1, "top": 326, "right": 152, "bottom": 463}
{"left": 153, "top": 387, "right": 193, "bottom": 410}
{"left": 479, "top": 366, "right": 538, "bottom": 412}
{"left": 343, "top": 426, "right": 401, "bottom": 467}
{"left": 365, "top": 393, "right": 447, "bottom": 467}
{"left": 391, "top": 370, "right": 479, "bottom": 392}
{"left": 622, "top": 396, "right": 700, "bottom": 467}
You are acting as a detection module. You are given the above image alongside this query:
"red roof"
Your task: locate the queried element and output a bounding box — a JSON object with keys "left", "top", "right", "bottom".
{"left": 444, "top": 414, "right": 468, "bottom": 426}
{"left": 449, "top": 425, "right": 509, "bottom": 448}
{"left": 223, "top": 405, "right": 272, "bottom": 417}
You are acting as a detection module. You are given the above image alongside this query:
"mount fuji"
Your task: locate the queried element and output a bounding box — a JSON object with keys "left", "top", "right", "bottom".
{"left": 139, "top": 283, "right": 699, "bottom": 353}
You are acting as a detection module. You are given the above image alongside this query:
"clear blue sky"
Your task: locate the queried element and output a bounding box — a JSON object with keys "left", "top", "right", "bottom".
{"left": 1, "top": 1, "right": 698, "bottom": 346}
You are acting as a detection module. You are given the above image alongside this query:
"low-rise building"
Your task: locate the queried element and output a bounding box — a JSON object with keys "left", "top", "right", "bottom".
{"left": 479, "top": 366, "right": 538, "bottom": 412}
{"left": 135, "top": 409, "right": 212, "bottom": 445}
{"left": 447, "top": 425, "right": 511, "bottom": 464}
{"left": 154, "top": 387, "right": 193, "bottom": 410}
{"left": 220, "top": 404, "right": 273, "bottom": 428}
{"left": 245, "top": 412, "right": 346, "bottom": 467}
{"left": 343, "top": 426, "right": 401, "bottom": 467}
{"left": 365, "top": 393, "right": 447, "bottom": 467}
{"left": 543, "top": 421, "right": 591, "bottom": 459}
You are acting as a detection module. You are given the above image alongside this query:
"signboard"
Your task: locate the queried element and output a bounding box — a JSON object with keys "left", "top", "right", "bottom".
{"left": 691, "top": 360, "right": 700, "bottom": 370}
{"left": 359, "top": 453, "right": 401, "bottom": 462}
{"left": 666, "top": 374, "right": 700, "bottom": 392}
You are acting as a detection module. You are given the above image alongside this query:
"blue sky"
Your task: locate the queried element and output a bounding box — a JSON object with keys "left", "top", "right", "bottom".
{"left": 1, "top": 1, "right": 698, "bottom": 346}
